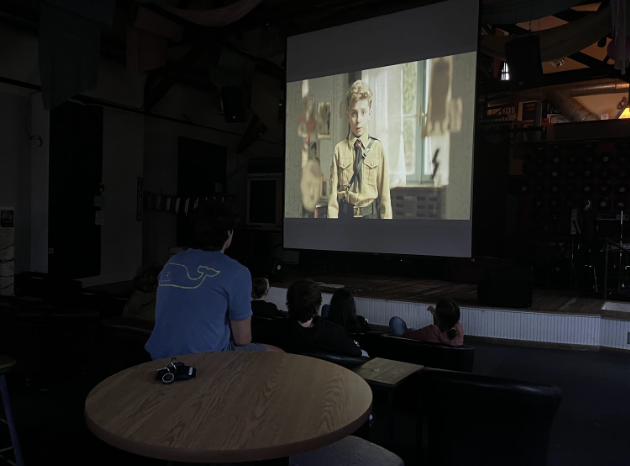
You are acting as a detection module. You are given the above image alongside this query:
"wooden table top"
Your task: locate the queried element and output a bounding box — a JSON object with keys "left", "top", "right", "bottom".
{"left": 84, "top": 352, "right": 372, "bottom": 463}
{"left": 353, "top": 357, "right": 423, "bottom": 388}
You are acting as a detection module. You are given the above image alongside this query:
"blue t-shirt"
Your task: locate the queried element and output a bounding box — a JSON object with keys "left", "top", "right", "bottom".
{"left": 145, "top": 249, "right": 252, "bottom": 359}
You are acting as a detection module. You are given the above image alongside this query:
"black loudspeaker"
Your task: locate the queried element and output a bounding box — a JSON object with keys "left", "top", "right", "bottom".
{"left": 221, "top": 86, "right": 246, "bottom": 122}
{"left": 477, "top": 265, "right": 534, "bottom": 308}
{"left": 246, "top": 256, "right": 288, "bottom": 282}
{"left": 505, "top": 35, "right": 543, "bottom": 89}
{"left": 49, "top": 102, "right": 103, "bottom": 279}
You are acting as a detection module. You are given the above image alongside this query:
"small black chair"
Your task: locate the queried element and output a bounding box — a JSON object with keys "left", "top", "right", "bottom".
{"left": 98, "top": 317, "right": 154, "bottom": 375}
{"left": 289, "top": 435, "right": 403, "bottom": 466}
{"left": 0, "top": 355, "right": 24, "bottom": 466}
{"left": 252, "top": 316, "right": 370, "bottom": 369}
{"left": 417, "top": 368, "right": 562, "bottom": 466}
{"left": 64, "top": 289, "right": 129, "bottom": 320}
{"left": 355, "top": 333, "right": 475, "bottom": 372}
{"left": 14, "top": 271, "right": 82, "bottom": 302}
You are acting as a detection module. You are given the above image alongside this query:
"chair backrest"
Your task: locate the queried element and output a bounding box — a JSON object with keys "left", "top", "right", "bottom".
{"left": 288, "top": 349, "right": 370, "bottom": 369}
{"left": 64, "top": 289, "right": 129, "bottom": 319}
{"left": 14, "top": 271, "right": 82, "bottom": 301}
{"left": 251, "top": 316, "right": 371, "bottom": 369}
{"left": 418, "top": 368, "right": 562, "bottom": 466}
{"left": 355, "top": 333, "right": 475, "bottom": 372}
{"left": 251, "top": 315, "right": 286, "bottom": 346}
{"left": 101, "top": 317, "right": 154, "bottom": 341}
{"left": 99, "top": 318, "right": 154, "bottom": 375}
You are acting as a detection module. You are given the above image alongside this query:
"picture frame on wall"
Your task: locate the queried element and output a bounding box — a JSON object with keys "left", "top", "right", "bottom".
{"left": 317, "top": 101, "right": 332, "bottom": 139}
{"left": 298, "top": 97, "right": 317, "bottom": 138}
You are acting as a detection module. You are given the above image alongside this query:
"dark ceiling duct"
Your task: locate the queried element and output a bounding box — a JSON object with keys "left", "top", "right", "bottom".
{"left": 514, "top": 79, "right": 630, "bottom": 122}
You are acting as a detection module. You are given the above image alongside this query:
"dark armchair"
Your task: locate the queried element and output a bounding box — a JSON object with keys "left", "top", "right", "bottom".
{"left": 251, "top": 315, "right": 286, "bottom": 346}
{"left": 417, "top": 368, "right": 562, "bottom": 466}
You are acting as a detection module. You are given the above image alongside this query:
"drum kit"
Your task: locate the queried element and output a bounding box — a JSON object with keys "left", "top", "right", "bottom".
{"left": 523, "top": 144, "right": 630, "bottom": 296}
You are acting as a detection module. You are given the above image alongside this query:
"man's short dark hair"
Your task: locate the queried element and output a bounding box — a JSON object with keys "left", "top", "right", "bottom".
{"left": 189, "top": 202, "right": 237, "bottom": 251}
{"left": 286, "top": 279, "right": 322, "bottom": 323}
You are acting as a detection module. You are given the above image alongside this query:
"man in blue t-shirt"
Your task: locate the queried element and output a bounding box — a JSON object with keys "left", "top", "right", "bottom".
{"left": 145, "top": 202, "right": 282, "bottom": 359}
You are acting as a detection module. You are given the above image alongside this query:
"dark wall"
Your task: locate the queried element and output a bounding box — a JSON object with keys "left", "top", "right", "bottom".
{"left": 48, "top": 102, "right": 103, "bottom": 279}
{"left": 176, "top": 137, "right": 227, "bottom": 245}
{"left": 177, "top": 137, "right": 227, "bottom": 198}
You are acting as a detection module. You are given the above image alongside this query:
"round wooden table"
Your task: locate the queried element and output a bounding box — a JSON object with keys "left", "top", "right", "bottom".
{"left": 85, "top": 352, "right": 372, "bottom": 463}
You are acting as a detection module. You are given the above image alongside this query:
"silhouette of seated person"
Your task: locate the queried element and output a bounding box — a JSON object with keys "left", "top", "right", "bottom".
{"left": 251, "top": 277, "right": 286, "bottom": 318}
{"left": 389, "top": 298, "right": 464, "bottom": 346}
{"left": 281, "top": 279, "right": 362, "bottom": 356}
{"left": 145, "top": 202, "right": 283, "bottom": 359}
{"left": 324, "top": 289, "right": 369, "bottom": 334}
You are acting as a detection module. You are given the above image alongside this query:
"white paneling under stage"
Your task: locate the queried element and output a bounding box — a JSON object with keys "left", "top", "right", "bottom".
{"left": 267, "top": 286, "right": 630, "bottom": 351}
{"left": 601, "top": 318, "right": 630, "bottom": 350}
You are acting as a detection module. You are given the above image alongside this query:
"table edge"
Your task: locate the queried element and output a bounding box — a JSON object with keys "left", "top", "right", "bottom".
{"left": 84, "top": 401, "right": 372, "bottom": 463}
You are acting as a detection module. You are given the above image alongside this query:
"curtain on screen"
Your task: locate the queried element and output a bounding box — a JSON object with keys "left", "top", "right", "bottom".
{"left": 423, "top": 58, "right": 451, "bottom": 187}
{"left": 362, "top": 65, "right": 407, "bottom": 188}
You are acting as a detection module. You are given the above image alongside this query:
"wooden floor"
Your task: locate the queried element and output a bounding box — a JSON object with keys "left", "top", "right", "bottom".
{"left": 273, "top": 269, "right": 607, "bottom": 317}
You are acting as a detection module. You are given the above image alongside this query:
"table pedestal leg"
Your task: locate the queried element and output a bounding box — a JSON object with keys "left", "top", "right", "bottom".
{"left": 0, "top": 374, "right": 24, "bottom": 466}
{"left": 385, "top": 389, "right": 395, "bottom": 449}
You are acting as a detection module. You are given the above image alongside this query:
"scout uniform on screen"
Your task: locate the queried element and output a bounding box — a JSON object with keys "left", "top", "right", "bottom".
{"left": 328, "top": 80, "right": 392, "bottom": 219}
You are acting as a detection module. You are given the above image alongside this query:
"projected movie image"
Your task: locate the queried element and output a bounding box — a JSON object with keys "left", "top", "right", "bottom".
{"left": 285, "top": 52, "right": 476, "bottom": 221}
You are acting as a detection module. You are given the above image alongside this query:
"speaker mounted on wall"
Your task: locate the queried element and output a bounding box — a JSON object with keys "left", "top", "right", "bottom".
{"left": 505, "top": 34, "right": 544, "bottom": 90}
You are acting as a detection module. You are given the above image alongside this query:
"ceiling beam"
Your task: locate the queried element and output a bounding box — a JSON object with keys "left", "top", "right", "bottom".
{"left": 144, "top": 44, "right": 208, "bottom": 111}
{"left": 552, "top": 9, "right": 587, "bottom": 23}
{"left": 568, "top": 51, "right": 613, "bottom": 71}
{"left": 139, "top": 2, "right": 285, "bottom": 81}
{"left": 495, "top": 23, "right": 615, "bottom": 77}
{"left": 554, "top": 2, "right": 612, "bottom": 40}
{"left": 543, "top": 67, "right": 617, "bottom": 86}
{"left": 495, "top": 23, "right": 528, "bottom": 35}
